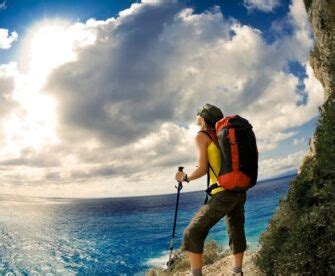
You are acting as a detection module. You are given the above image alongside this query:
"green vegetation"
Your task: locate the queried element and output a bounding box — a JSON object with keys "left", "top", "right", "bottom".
{"left": 146, "top": 240, "right": 230, "bottom": 275}
{"left": 253, "top": 92, "right": 335, "bottom": 274}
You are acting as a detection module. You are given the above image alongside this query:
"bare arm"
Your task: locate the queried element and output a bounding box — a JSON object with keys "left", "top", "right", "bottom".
{"left": 186, "top": 133, "right": 208, "bottom": 181}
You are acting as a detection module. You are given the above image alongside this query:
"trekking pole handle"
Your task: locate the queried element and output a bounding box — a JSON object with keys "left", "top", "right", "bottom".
{"left": 175, "top": 166, "right": 184, "bottom": 190}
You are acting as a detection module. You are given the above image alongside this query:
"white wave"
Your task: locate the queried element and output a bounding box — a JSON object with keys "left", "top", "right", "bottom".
{"left": 145, "top": 250, "right": 172, "bottom": 269}
{"left": 247, "top": 241, "right": 261, "bottom": 252}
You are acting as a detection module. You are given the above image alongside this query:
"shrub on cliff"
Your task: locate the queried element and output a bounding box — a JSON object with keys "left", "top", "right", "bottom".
{"left": 253, "top": 92, "right": 335, "bottom": 274}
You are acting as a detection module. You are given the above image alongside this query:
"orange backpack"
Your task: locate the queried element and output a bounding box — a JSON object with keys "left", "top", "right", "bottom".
{"left": 200, "top": 115, "right": 258, "bottom": 195}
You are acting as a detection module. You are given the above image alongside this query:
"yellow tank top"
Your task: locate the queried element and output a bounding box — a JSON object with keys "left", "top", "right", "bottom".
{"left": 207, "top": 140, "right": 225, "bottom": 195}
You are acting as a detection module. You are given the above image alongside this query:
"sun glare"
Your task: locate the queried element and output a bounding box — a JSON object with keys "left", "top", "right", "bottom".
{"left": 29, "top": 23, "right": 76, "bottom": 82}
{"left": 2, "top": 18, "right": 97, "bottom": 157}
{"left": 2, "top": 20, "right": 75, "bottom": 156}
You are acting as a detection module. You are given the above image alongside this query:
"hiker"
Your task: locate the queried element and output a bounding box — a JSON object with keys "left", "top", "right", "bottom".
{"left": 175, "top": 103, "right": 247, "bottom": 276}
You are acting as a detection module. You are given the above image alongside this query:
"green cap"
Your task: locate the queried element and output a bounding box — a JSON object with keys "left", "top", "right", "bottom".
{"left": 197, "top": 103, "right": 224, "bottom": 126}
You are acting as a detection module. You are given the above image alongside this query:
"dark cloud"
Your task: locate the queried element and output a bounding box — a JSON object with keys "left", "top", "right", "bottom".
{"left": 45, "top": 1, "right": 186, "bottom": 147}
{"left": 0, "top": 145, "right": 64, "bottom": 167}
{"left": 0, "top": 157, "right": 58, "bottom": 167}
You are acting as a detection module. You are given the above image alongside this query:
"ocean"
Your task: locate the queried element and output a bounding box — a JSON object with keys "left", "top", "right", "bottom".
{"left": 0, "top": 174, "right": 295, "bottom": 275}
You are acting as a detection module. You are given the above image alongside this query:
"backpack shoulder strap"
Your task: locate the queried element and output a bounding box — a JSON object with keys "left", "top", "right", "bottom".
{"left": 204, "top": 165, "right": 210, "bottom": 205}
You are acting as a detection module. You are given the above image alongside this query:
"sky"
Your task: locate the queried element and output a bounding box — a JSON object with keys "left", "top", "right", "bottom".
{"left": 0, "top": 0, "right": 324, "bottom": 198}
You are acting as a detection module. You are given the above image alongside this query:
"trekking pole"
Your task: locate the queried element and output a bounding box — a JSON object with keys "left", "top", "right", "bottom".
{"left": 166, "top": 166, "right": 184, "bottom": 271}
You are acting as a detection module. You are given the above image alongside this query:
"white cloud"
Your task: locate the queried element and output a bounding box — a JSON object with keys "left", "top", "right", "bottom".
{"left": 259, "top": 150, "right": 306, "bottom": 179}
{"left": 244, "top": 0, "right": 280, "bottom": 12}
{"left": 245, "top": 61, "right": 323, "bottom": 147}
{"left": 293, "top": 137, "right": 305, "bottom": 146}
{"left": 257, "top": 131, "right": 297, "bottom": 152}
{"left": 0, "top": 122, "right": 203, "bottom": 197}
{"left": 0, "top": 28, "right": 18, "bottom": 49}
{"left": 0, "top": 62, "right": 20, "bottom": 146}
{"left": 0, "top": 0, "right": 324, "bottom": 197}
{"left": 272, "top": 0, "right": 313, "bottom": 64}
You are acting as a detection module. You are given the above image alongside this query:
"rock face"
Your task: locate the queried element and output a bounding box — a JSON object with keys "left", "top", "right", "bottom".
{"left": 305, "top": 0, "right": 335, "bottom": 101}
{"left": 304, "top": 0, "right": 335, "bottom": 155}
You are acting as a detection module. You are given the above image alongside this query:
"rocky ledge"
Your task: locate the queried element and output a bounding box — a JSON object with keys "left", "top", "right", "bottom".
{"left": 146, "top": 251, "right": 265, "bottom": 276}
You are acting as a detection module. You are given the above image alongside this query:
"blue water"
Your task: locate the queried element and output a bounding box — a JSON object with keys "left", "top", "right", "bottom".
{"left": 0, "top": 175, "right": 295, "bottom": 275}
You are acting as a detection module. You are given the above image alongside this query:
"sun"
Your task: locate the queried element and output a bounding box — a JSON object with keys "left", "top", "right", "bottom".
{"left": 18, "top": 19, "right": 75, "bottom": 86}
{"left": 2, "top": 18, "right": 97, "bottom": 156}
{"left": 30, "top": 22, "right": 76, "bottom": 83}
{"left": 2, "top": 19, "right": 74, "bottom": 155}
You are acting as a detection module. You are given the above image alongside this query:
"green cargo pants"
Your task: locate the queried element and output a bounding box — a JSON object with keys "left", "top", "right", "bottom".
{"left": 181, "top": 189, "right": 247, "bottom": 254}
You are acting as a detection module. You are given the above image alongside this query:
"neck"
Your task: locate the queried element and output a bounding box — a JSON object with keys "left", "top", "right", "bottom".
{"left": 201, "top": 125, "right": 214, "bottom": 131}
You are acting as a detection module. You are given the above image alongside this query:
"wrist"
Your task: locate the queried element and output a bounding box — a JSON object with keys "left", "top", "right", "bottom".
{"left": 183, "top": 173, "right": 190, "bottom": 183}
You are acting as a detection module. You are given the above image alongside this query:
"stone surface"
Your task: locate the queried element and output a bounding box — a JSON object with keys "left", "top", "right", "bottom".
{"left": 306, "top": 0, "right": 335, "bottom": 102}
{"left": 146, "top": 251, "right": 264, "bottom": 276}
{"left": 304, "top": 0, "right": 335, "bottom": 156}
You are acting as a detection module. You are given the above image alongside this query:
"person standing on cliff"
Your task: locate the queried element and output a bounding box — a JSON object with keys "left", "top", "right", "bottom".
{"left": 175, "top": 103, "right": 247, "bottom": 276}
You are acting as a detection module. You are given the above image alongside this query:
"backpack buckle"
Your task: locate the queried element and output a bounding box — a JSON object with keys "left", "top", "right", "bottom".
{"left": 206, "top": 183, "right": 220, "bottom": 196}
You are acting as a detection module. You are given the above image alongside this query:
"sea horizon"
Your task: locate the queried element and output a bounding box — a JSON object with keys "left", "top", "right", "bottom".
{"left": 0, "top": 173, "right": 297, "bottom": 201}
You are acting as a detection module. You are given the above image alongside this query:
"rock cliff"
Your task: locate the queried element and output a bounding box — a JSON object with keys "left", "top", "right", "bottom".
{"left": 305, "top": 0, "right": 334, "bottom": 101}
{"left": 304, "top": 0, "right": 335, "bottom": 155}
